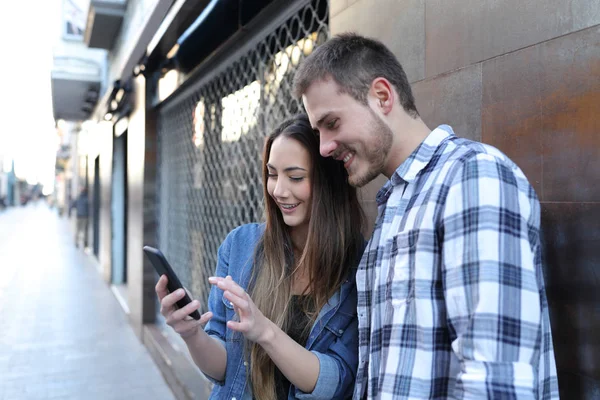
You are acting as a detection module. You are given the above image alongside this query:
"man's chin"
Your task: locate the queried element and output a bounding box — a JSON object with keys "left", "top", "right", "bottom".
{"left": 348, "top": 170, "right": 378, "bottom": 188}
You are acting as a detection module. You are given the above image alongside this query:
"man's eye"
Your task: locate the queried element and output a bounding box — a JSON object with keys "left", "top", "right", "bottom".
{"left": 326, "top": 119, "right": 338, "bottom": 129}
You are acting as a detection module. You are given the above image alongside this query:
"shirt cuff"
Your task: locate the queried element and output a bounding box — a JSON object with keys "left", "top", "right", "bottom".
{"left": 294, "top": 351, "right": 340, "bottom": 400}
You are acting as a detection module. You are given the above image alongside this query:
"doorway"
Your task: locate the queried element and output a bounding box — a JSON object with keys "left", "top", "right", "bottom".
{"left": 111, "top": 129, "right": 128, "bottom": 296}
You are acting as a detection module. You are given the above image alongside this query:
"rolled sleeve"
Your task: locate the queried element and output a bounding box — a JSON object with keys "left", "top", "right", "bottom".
{"left": 441, "top": 154, "right": 542, "bottom": 399}
{"left": 295, "top": 314, "right": 359, "bottom": 399}
{"left": 294, "top": 351, "right": 340, "bottom": 400}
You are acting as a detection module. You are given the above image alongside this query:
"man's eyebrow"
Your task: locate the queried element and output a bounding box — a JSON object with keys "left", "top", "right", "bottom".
{"left": 314, "top": 112, "right": 332, "bottom": 130}
{"left": 266, "top": 164, "right": 307, "bottom": 172}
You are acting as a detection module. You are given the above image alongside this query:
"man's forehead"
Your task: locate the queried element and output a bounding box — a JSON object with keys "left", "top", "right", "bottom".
{"left": 304, "top": 75, "right": 340, "bottom": 96}
{"left": 302, "top": 79, "right": 342, "bottom": 113}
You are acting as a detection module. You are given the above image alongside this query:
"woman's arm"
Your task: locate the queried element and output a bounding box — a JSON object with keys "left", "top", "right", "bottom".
{"left": 257, "top": 318, "right": 320, "bottom": 392}
{"left": 210, "top": 276, "right": 357, "bottom": 397}
{"left": 155, "top": 276, "right": 227, "bottom": 381}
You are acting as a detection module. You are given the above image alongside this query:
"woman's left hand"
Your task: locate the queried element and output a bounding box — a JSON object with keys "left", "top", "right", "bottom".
{"left": 208, "top": 275, "right": 273, "bottom": 344}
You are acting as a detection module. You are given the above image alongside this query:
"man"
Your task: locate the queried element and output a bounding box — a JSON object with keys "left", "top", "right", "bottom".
{"left": 293, "top": 33, "right": 558, "bottom": 399}
{"left": 70, "top": 187, "right": 89, "bottom": 248}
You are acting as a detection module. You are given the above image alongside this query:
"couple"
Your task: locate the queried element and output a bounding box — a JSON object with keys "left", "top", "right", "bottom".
{"left": 156, "top": 34, "right": 559, "bottom": 399}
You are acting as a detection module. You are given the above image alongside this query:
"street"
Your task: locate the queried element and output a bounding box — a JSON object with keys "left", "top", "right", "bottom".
{"left": 0, "top": 203, "right": 175, "bottom": 400}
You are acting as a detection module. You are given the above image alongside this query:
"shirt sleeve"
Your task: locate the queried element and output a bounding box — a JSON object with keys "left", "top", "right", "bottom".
{"left": 440, "top": 153, "right": 542, "bottom": 399}
{"left": 294, "top": 316, "right": 359, "bottom": 399}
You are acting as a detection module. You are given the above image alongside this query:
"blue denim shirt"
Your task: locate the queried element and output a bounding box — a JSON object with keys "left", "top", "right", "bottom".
{"left": 204, "top": 223, "right": 361, "bottom": 399}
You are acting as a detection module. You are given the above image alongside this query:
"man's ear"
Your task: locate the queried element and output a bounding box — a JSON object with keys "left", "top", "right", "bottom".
{"left": 369, "top": 78, "right": 394, "bottom": 115}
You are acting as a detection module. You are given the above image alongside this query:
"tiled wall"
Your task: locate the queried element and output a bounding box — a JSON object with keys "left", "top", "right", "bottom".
{"left": 331, "top": 0, "right": 600, "bottom": 397}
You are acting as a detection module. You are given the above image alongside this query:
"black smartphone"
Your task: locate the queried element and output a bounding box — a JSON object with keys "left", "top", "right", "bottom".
{"left": 143, "top": 246, "right": 201, "bottom": 320}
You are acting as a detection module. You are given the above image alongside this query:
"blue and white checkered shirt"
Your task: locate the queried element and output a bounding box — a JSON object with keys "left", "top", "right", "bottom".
{"left": 354, "top": 125, "right": 559, "bottom": 399}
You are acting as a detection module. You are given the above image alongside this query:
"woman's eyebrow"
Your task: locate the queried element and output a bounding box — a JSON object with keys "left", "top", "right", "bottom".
{"left": 266, "top": 163, "right": 307, "bottom": 172}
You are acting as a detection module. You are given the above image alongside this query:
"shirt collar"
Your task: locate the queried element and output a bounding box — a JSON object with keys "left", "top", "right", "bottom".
{"left": 376, "top": 125, "right": 455, "bottom": 205}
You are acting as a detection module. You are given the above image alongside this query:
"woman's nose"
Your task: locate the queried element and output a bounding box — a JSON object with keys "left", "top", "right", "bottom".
{"left": 273, "top": 178, "right": 289, "bottom": 198}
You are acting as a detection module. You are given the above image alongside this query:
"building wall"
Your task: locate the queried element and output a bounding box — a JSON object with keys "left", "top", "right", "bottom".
{"left": 108, "top": 0, "right": 172, "bottom": 84}
{"left": 84, "top": 121, "right": 114, "bottom": 281}
{"left": 330, "top": 0, "right": 600, "bottom": 398}
{"left": 127, "top": 75, "right": 160, "bottom": 338}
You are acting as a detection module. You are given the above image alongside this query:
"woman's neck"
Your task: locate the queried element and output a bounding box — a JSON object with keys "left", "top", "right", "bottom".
{"left": 289, "top": 223, "right": 310, "bottom": 295}
{"left": 289, "top": 224, "right": 308, "bottom": 254}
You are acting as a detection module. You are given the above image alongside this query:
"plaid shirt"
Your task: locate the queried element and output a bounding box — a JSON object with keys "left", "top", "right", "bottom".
{"left": 354, "top": 125, "right": 559, "bottom": 399}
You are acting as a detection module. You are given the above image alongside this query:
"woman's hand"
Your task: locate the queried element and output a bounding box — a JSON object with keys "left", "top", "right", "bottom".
{"left": 155, "top": 274, "right": 213, "bottom": 339}
{"left": 208, "top": 275, "right": 274, "bottom": 344}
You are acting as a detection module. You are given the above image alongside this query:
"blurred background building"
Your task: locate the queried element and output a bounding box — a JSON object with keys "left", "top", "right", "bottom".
{"left": 33, "top": 0, "right": 600, "bottom": 398}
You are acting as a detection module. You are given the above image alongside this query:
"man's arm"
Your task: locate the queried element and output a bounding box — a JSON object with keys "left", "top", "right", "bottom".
{"left": 440, "top": 154, "right": 542, "bottom": 399}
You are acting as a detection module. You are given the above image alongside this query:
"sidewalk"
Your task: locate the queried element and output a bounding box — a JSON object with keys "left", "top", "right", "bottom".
{"left": 0, "top": 203, "right": 176, "bottom": 400}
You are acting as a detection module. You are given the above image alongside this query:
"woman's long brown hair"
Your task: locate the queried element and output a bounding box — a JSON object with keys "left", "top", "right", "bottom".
{"left": 247, "top": 114, "right": 364, "bottom": 399}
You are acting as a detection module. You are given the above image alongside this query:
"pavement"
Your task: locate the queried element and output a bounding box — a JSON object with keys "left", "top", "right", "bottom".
{"left": 0, "top": 202, "right": 176, "bottom": 400}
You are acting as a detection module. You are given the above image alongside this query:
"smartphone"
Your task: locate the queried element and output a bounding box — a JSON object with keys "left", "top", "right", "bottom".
{"left": 143, "top": 245, "right": 201, "bottom": 320}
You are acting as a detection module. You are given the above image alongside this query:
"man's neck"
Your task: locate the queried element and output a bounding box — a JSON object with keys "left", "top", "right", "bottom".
{"left": 383, "top": 116, "right": 431, "bottom": 178}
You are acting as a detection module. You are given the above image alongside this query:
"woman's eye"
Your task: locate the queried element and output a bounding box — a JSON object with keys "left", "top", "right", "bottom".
{"left": 290, "top": 176, "right": 304, "bottom": 182}
{"left": 267, "top": 173, "right": 277, "bottom": 178}
{"left": 326, "top": 119, "right": 338, "bottom": 129}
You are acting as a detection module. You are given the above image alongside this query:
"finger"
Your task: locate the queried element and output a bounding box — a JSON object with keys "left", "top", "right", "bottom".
{"left": 155, "top": 275, "right": 169, "bottom": 300}
{"left": 160, "top": 288, "right": 186, "bottom": 313}
{"left": 199, "top": 311, "right": 213, "bottom": 324}
{"left": 208, "top": 276, "right": 225, "bottom": 286}
{"left": 181, "top": 310, "right": 212, "bottom": 323}
{"left": 169, "top": 299, "right": 201, "bottom": 323}
{"left": 224, "top": 290, "right": 249, "bottom": 310}
{"left": 227, "top": 319, "right": 249, "bottom": 333}
{"left": 173, "top": 318, "right": 203, "bottom": 336}
{"left": 217, "top": 278, "right": 246, "bottom": 298}
{"left": 173, "top": 312, "right": 213, "bottom": 337}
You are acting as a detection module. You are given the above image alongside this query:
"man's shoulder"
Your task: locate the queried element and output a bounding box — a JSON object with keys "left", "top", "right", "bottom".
{"left": 438, "top": 135, "right": 522, "bottom": 178}
{"left": 445, "top": 135, "right": 509, "bottom": 161}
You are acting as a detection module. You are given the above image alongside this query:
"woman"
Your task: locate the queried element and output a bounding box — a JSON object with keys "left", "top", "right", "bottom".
{"left": 155, "top": 114, "right": 364, "bottom": 399}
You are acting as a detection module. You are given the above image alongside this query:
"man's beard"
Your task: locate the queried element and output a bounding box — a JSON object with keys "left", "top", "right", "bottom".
{"left": 347, "top": 109, "right": 393, "bottom": 187}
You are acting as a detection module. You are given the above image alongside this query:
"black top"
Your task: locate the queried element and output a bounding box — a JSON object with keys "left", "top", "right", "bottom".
{"left": 274, "top": 295, "right": 313, "bottom": 399}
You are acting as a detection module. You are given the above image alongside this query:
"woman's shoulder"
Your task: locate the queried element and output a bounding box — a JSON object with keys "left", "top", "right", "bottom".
{"left": 224, "top": 223, "right": 265, "bottom": 246}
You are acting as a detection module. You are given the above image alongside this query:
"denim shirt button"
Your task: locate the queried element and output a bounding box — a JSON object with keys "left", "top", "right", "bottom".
{"left": 338, "top": 329, "right": 344, "bottom": 334}
{"left": 244, "top": 361, "right": 248, "bottom": 366}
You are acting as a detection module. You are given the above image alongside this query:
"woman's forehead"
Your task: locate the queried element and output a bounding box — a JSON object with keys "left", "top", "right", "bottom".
{"left": 268, "top": 136, "right": 311, "bottom": 169}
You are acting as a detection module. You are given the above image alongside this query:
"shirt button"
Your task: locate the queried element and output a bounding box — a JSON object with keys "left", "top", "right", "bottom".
{"left": 338, "top": 329, "right": 344, "bottom": 334}
{"left": 232, "top": 398, "right": 236, "bottom": 400}
{"left": 244, "top": 361, "right": 248, "bottom": 366}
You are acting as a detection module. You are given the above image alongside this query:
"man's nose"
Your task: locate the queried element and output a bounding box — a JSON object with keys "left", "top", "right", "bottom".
{"left": 319, "top": 135, "right": 338, "bottom": 158}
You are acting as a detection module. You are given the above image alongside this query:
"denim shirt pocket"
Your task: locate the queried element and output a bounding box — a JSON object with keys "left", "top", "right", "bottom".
{"left": 312, "top": 308, "right": 355, "bottom": 350}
